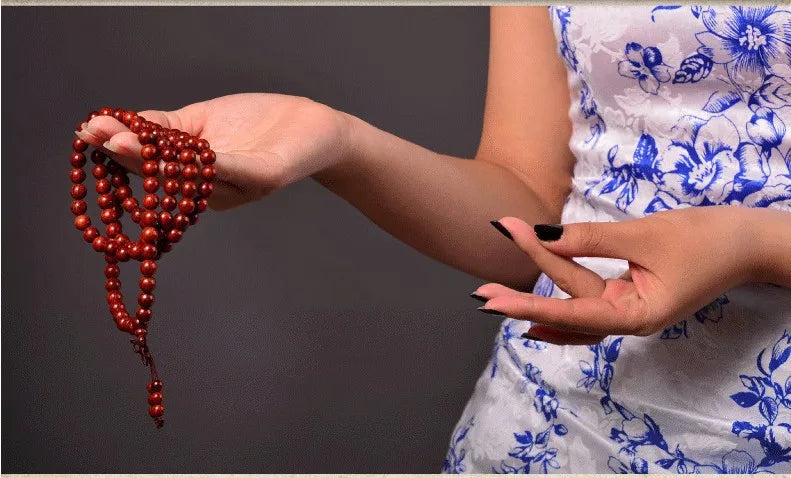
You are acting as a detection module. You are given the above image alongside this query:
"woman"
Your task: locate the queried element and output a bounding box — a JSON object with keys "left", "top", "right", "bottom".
{"left": 76, "top": 6, "right": 791, "bottom": 473}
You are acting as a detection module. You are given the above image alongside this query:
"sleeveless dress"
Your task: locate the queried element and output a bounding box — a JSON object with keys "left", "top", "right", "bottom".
{"left": 443, "top": 6, "right": 791, "bottom": 473}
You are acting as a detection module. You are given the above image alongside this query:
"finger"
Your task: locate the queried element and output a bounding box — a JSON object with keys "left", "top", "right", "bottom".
{"left": 472, "top": 282, "right": 525, "bottom": 299}
{"left": 474, "top": 281, "right": 608, "bottom": 344}
{"left": 103, "top": 132, "right": 145, "bottom": 176}
{"left": 525, "top": 324, "right": 604, "bottom": 345}
{"left": 84, "top": 115, "right": 130, "bottom": 141}
{"left": 484, "top": 292, "right": 646, "bottom": 336}
{"left": 496, "top": 217, "right": 606, "bottom": 298}
{"left": 492, "top": 217, "right": 608, "bottom": 344}
{"left": 533, "top": 219, "right": 648, "bottom": 262}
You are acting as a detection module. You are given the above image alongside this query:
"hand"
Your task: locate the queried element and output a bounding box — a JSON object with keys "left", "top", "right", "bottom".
{"left": 475, "top": 206, "right": 768, "bottom": 344}
{"left": 75, "top": 93, "right": 353, "bottom": 210}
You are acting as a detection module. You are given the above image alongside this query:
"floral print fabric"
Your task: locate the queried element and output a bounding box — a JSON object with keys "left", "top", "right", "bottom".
{"left": 443, "top": 6, "right": 791, "bottom": 473}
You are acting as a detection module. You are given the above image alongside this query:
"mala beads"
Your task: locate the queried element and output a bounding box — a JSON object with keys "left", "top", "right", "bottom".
{"left": 70, "top": 107, "right": 216, "bottom": 428}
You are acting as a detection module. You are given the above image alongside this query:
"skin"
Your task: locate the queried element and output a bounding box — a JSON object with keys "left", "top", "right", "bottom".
{"left": 75, "top": 7, "right": 791, "bottom": 345}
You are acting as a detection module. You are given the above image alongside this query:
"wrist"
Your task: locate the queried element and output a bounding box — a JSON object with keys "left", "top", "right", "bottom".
{"left": 313, "top": 110, "right": 367, "bottom": 184}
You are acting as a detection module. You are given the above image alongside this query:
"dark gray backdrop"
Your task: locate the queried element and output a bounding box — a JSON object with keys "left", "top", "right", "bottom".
{"left": 2, "top": 7, "right": 496, "bottom": 473}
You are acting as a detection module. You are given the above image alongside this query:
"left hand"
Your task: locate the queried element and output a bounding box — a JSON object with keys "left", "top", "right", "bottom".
{"left": 475, "top": 205, "right": 767, "bottom": 345}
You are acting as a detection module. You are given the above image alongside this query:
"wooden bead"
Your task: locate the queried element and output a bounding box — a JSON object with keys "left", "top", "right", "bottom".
{"left": 70, "top": 152, "right": 86, "bottom": 168}
{"left": 71, "top": 184, "right": 87, "bottom": 199}
{"left": 72, "top": 137, "right": 88, "bottom": 152}
{"left": 74, "top": 215, "right": 91, "bottom": 230}
{"left": 142, "top": 160, "right": 159, "bottom": 177}
{"left": 141, "top": 144, "right": 158, "bottom": 160}
{"left": 71, "top": 200, "right": 87, "bottom": 215}
{"left": 139, "top": 276, "right": 156, "bottom": 292}
{"left": 70, "top": 168, "right": 86, "bottom": 184}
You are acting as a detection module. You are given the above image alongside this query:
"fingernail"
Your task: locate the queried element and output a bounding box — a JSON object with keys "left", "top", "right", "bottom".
{"left": 521, "top": 332, "right": 545, "bottom": 342}
{"left": 534, "top": 224, "right": 564, "bottom": 241}
{"left": 477, "top": 307, "right": 506, "bottom": 316}
{"left": 102, "top": 141, "right": 119, "bottom": 153}
{"left": 470, "top": 292, "right": 487, "bottom": 303}
{"left": 490, "top": 220, "right": 513, "bottom": 241}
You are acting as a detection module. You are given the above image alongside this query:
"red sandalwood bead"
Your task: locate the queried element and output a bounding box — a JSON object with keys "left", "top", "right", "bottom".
{"left": 178, "top": 149, "right": 196, "bottom": 164}
{"left": 105, "top": 264, "right": 120, "bottom": 278}
{"left": 141, "top": 244, "right": 158, "bottom": 260}
{"left": 143, "top": 177, "right": 159, "bottom": 193}
{"left": 161, "top": 195, "right": 177, "bottom": 211}
{"left": 71, "top": 184, "right": 87, "bottom": 199}
{"left": 72, "top": 137, "right": 88, "bottom": 152}
{"left": 138, "top": 293, "right": 154, "bottom": 308}
{"left": 92, "top": 164, "right": 108, "bottom": 179}
{"left": 182, "top": 163, "right": 198, "bottom": 179}
{"left": 70, "top": 168, "right": 86, "bottom": 184}
{"left": 141, "top": 144, "right": 158, "bottom": 160}
{"left": 178, "top": 198, "right": 195, "bottom": 214}
{"left": 97, "top": 193, "right": 113, "bottom": 208}
{"left": 143, "top": 194, "right": 159, "bottom": 210}
{"left": 139, "top": 276, "right": 156, "bottom": 292}
{"left": 148, "top": 392, "right": 163, "bottom": 406}
{"left": 181, "top": 181, "right": 197, "bottom": 198}
{"left": 122, "top": 197, "right": 139, "bottom": 212}
{"left": 136, "top": 307, "right": 152, "bottom": 322}
{"left": 71, "top": 200, "right": 87, "bottom": 215}
{"left": 105, "top": 278, "right": 121, "bottom": 290}
{"left": 140, "top": 260, "right": 157, "bottom": 276}
{"left": 115, "top": 185, "right": 132, "bottom": 201}
{"left": 141, "top": 227, "right": 159, "bottom": 244}
{"left": 83, "top": 226, "right": 100, "bottom": 242}
{"left": 74, "top": 215, "right": 91, "bottom": 230}
{"left": 91, "top": 150, "right": 107, "bottom": 164}
{"left": 199, "top": 149, "right": 216, "bottom": 165}
{"left": 198, "top": 182, "right": 213, "bottom": 197}
{"left": 142, "top": 160, "right": 159, "bottom": 177}
{"left": 70, "top": 152, "right": 86, "bottom": 168}
{"left": 141, "top": 210, "right": 159, "bottom": 227}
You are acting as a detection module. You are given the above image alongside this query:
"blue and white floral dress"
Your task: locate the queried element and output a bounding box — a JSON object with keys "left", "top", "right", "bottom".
{"left": 444, "top": 6, "right": 791, "bottom": 474}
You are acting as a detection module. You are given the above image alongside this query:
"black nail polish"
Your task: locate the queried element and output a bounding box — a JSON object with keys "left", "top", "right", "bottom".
{"left": 470, "top": 293, "right": 488, "bottom": 303}
{"left": 521, "top": 332, "right": 545, "bottom": 342}
{"left": 490, "top": 220, "right": 513, "bottom": 240}
{"left": 478, "top": 307, "right": 506, "bottom": 316}
{"left": 534, "top": 224, "right": 564, "bottom": 241}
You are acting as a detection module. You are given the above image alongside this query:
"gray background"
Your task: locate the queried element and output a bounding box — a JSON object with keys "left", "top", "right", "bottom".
{"left": 2, "top": 6, "right": 499, "bottom": 473}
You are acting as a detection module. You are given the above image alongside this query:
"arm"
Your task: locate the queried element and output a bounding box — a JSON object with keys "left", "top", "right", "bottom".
{"left": 753, "top": 207, "right": 791, "bottom": 288}
{"left": 314, "top": 7, "right": 576, "bottom": 290}
{"left": 77, "top": 8, "right": 574, "bottom": 291}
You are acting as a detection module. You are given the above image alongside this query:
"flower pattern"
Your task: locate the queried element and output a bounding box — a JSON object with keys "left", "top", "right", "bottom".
{"left": 618, "top": 42, "right": 673, "bottom": 94}
{"left": 695, "top": 7, "right": 791, "bottom": 78}
{"left": 443, "top": 5, "right": 791, "bottom": 473}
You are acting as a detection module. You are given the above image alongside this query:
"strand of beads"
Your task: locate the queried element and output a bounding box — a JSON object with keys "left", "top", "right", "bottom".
{"left": 70, "top": 107, "right": 216, "bottom": 428}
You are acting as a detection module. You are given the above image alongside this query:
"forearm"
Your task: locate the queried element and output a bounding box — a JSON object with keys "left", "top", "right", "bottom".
{"left": 313, "top": 114, "right": 564, "bottom": 291}
{"left": 752, "top": 207, "right": 791, "bottom": 288}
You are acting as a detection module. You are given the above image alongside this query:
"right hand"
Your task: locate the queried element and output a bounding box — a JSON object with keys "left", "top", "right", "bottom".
{"left": 75, "top": 93, "right": 353, "bottom": 210}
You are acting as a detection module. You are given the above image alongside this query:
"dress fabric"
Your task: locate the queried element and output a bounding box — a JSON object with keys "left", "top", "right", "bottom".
{"left": 443, "top": 5, "right": 791, "bottom": 474}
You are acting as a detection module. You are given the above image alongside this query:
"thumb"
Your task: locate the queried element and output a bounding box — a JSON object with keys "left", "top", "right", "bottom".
{"left": 533, "top": 220, "right": 645, "bottom": 262}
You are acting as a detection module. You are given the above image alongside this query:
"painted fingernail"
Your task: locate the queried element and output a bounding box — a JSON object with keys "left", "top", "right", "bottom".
{"left": 534, "top": 224, "right": 564, "bottom": 241}
{"left": 490, "top": 220, "right": 513, "bottom": 241}
{"left": 521, "top": 332, "right": 545, "bottom": 342}
{"left": 470, "top": 292, "right": 488, "bottom": 303}
{"left": 477, "top": 307, "right": 506, "bottom": 316}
